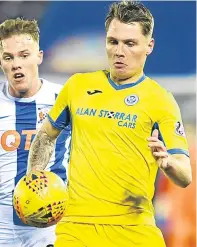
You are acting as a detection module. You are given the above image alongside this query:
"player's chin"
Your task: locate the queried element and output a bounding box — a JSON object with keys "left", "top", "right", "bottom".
{"left": 114, "top": 70, "right": 131, "bottom": 80}
{"left": 14, "top": 85, "right": 29, "bottom": 95}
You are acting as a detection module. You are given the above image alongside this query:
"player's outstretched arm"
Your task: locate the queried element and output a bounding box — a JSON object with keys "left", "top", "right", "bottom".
{"left": 27, "top": 118, "right": 61, "bottom": 174}
{"left": 148, "top": 129, "right": 192, "bottom": 188}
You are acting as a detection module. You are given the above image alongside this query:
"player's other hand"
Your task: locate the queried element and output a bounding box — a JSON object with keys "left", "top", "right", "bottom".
{"left": 147, "top": 129, "right": 169, "bottom": 169}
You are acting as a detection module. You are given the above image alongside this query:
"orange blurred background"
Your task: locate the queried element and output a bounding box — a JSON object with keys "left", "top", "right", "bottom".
{"left": 154, "top": 124, "right": 196, "bottom": 247}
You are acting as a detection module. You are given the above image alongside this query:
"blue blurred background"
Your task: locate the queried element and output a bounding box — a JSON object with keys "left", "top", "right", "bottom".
{"left": 39, "top": 1, "right": 196, "bottom": 75}
{"left": 0, "top": 1, "right": 195, "bottom": 246}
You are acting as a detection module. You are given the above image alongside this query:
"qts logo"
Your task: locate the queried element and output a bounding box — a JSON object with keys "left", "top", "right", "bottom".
{"left": 1, "top": 130, "right": 37, "bottom": 151}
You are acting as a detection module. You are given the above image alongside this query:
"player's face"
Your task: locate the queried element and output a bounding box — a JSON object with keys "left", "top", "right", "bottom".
{"left": 106, "top": 19, "right": 154, "bottom": 81}
{"left": 0, "top": 34, "right": 43, "bottom": 97}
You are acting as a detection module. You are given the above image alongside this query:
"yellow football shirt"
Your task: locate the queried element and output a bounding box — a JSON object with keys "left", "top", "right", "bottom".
{"left": 48, "top": 70, "right": 189, "bottom": 225}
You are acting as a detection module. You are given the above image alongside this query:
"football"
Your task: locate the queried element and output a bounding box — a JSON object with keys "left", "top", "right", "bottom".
{"left": 13, "top": 170, "right": 67, "bottom": 228}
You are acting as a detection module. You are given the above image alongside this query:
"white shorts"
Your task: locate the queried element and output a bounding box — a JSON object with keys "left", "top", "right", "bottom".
{"left": 0, "top": 204, "right": 56, "bottom": 247}
{"left": 0, "top": 225, "right": 56, "bottom": 247}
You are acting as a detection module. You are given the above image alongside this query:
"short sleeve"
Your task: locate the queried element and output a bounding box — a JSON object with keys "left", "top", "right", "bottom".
{"left": 47, "top": 74, "right": 77, "bottom": 130}
{"left": 152, "top": 92, "right": 189, "bottom": 157}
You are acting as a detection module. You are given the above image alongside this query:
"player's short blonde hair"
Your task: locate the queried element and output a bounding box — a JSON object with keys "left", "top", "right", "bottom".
{"left": 105, "top": 1, "right": 154, "bottom": 37}
{"left": 0, "top": 17, "right": 40, "bottom": 46}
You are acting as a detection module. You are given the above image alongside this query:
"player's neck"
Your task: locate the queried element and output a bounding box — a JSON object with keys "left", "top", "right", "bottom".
{"left": 27, "top": 78, "right": 43, "bottom": 98}
{"left": 110, "top": 71, "right": 144, "bottom": 86}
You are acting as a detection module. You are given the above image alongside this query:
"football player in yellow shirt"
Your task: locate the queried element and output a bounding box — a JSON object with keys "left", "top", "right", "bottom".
{"left": 27, "top": 1, "right": 192, "bottom": 247}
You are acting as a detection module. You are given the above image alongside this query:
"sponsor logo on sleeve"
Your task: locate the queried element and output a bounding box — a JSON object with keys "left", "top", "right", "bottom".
{"left": 175, "top": 121, "right": 186, "bottom": 137}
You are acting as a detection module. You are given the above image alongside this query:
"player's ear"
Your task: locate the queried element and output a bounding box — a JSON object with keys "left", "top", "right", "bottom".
{"left": 37, "top": 50, "right": 43, "bottom": 65}
{"left": 146, "top": 38, "right": 155, "bottom": 56}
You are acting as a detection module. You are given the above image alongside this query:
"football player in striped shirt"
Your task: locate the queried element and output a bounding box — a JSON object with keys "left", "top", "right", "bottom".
{"left": 0, "top": 18, "right": 71, "bottom": 247}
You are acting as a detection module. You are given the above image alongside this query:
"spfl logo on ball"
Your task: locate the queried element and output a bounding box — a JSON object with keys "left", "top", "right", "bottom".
{"left": 175, "top": 121, "right": 186, "bottom": 137}
{"left": 124, "top": 95, "right": 139, "bottom": 106}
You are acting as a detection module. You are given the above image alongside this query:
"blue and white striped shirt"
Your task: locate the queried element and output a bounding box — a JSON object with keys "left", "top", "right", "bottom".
{"left": 0, "top": 79, "right": 71, "bottom": 226}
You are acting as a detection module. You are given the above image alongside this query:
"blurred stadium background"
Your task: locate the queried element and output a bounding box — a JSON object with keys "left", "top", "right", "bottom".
{"left": 0, "top": 1, "right": 195, "bottom": 246}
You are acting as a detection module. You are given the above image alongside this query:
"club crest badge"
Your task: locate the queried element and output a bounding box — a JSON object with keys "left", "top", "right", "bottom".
{"left": 124, "top": 95, "right": 139, "bottom": 106}
{"left": 38, "top": 107, "right": 50, "bottom": 124}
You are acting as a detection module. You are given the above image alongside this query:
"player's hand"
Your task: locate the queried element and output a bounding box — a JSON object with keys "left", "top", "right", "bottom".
{"left": 147, "top": 129, "right": 169, "bottom": 170}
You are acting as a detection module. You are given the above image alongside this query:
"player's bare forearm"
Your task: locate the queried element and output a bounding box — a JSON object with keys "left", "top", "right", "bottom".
{"left": 27, "top": 129, "right": 55, "bottom": 173}
{"left": 161, "top": 154, "right": 192, "bottom": 188}
{"left": 27, "top": 118, "right": 61, "bottom": 174}
{"left": 148, "top": 129, "right": 192, "bottom": 188}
